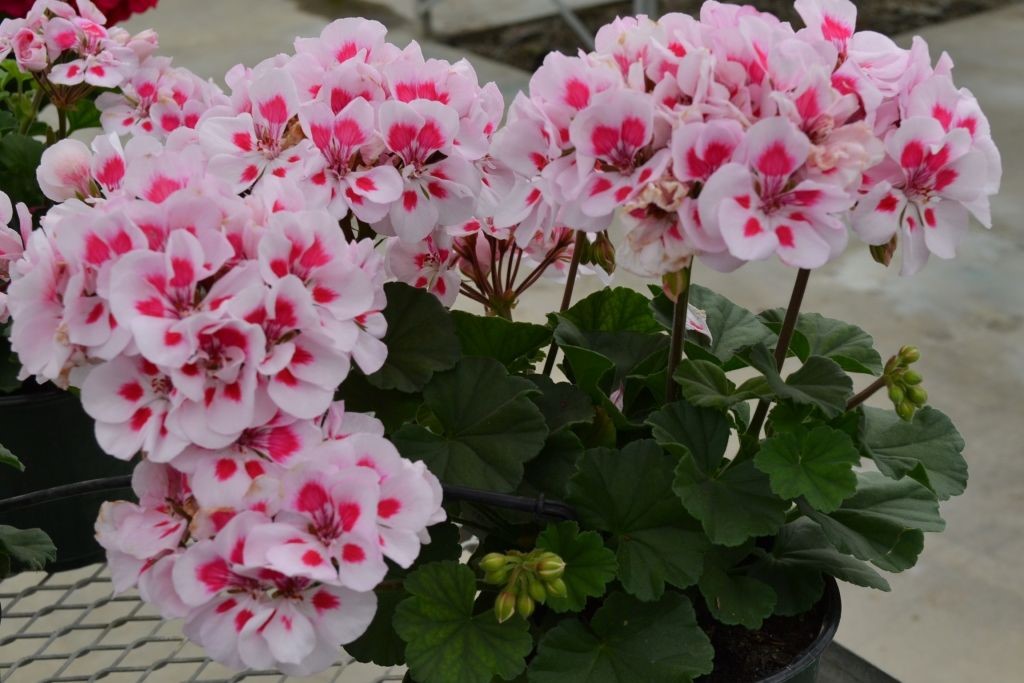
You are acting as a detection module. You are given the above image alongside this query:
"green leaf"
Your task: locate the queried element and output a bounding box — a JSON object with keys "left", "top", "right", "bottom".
{"left": 673, "top": 360, "right": 765, "bottom": 410}
{"left": 760, "top": 311, "right": 882, "bottom": 375}
{"left": 801, "top": 472, "right": 944, "bottom": 572}
{"left": 392, "top": 357, "right": 547, "bottom": 492}
{"left": 367, "top": 282, "right": 460, "bottom": 393}
{"left": 559, "top": 287, "right": 662, "bottom": 334}
{"left": 568, "top": 441, "right": 707, "bottom": 600}
{"left": 758, "top": 518, "right": 890, "bottom": 591}
{"left": 748, "top": 345, "right": 853, "bottom": 419}
{"left": 673, "top": 457, "right": 788, "bottom": 547}
{"left": 346, "top": 523, "right": 462, "bottom": 666}
{"left": 451, "top": 311, "right": 550, "bottom": 372}
{"left": 523, "top": 430, "right": 584, "bottom": 501}
{"left": 394, "top": 561, "right": 532, "bottom": 683}
{"left": 747, "top": 562, "right": 825, "bottom": 617}
{"left": 336, "top": 371, "right": 421, "bottom": 435}
{"left": 527, "top": 375, "right": 594, "bottom": 433}
{"left": 0, "top": 134, "right": 45, "bottom": 208}
{"left": 65, "top": 97, "right": 102, "bottom": 133}
{"left": 0, "top": 443, "right": 24, "bottom": 471}
{"left": 528, "top": 591, "right": 713, "bottom": 683}
{"left": 651, "top": 285, "right": 776, "bottom": 364}
{"left": 0, "top": 526, "right": 56, "bottom": 571}
{"left": 755, "top": 426, "right": 860, "bottom": 512}
{"left": 535, "top": 521, "right": 617, "bottom": 613}
{"left": 860, "top": 406, "right": 967, "bottom": 500}
{"left": 698, "top": 560, "right": 776, "bottom": 629}
{"left": 647, "top": 400, "right": 730, "bottom": 473}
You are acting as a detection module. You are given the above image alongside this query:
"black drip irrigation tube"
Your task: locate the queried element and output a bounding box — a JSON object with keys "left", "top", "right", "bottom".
{"left": 0, "top": 476, "right": 578, "bottom": 521}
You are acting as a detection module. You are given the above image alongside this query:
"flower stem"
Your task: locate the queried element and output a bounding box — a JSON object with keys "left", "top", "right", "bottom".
{"left": 19, "top": 87, "right": 46, "bottom": 136}
{"left": 666, "top": 265, "right": 693, "bottom": 403}
{"left": 847, "top": 375, "right": 888, "bottom": 410}
{"left": 745, "top": 268, "right": 811, "bottom": 440}
{"left": 542, "top": 231, "right": 587, "bottom": 377}
{"left": 57, "top": 106, "right": 68, "bottom": 140}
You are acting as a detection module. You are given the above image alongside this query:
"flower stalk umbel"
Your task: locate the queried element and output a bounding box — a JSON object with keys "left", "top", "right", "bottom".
{"left": 0, "top": 0, "right": 998, "bottom": 680}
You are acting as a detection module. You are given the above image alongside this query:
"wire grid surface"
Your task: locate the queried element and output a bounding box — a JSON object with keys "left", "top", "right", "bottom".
{"left": 0, "top": 564, "right": 405, "bottom": 683}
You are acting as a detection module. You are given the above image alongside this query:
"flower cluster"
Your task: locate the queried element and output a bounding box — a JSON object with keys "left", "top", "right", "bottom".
{"left": 0, "top": 0, "right": 156, "bottom": 24}
{"left": 489, "top": 0, "right": 1000, "bottom": 277}
{"left": 95, "top": 403, "right": 444, "bottom": 675}
{"left": 0, "top": 0, "right": 156, "bottom": 87}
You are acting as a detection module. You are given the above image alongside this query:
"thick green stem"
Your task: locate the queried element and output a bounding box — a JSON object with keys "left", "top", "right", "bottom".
{"left": 666, "top": 265, "right": 693, "bottom": 403}
{"left": 744, "top": 268, "right": 811, "bottom": 441}
{"left": 57, "top": 106, "right": 68, "bottom": 140}
{"left": 541, "top": 231, "right": 587, "bottom": 377}
{"left": 847, "top": 375, "right": 888, "bottom": 410}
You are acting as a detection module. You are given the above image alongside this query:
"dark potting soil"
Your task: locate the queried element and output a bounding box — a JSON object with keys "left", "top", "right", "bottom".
{"left": 446, "top": 0, "right": 1017, "bottom": 73}
{"left": 696, "top": 597, "right": 826, "bottom": 682}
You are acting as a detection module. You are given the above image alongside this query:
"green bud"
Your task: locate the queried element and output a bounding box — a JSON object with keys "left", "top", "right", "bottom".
{"left": 479, "top": 553, "right": 508, "bottom": 574}
{"left": 495, "top": 591, "right": 517, "bottom": 623}
{"left": 516, "top": 593, "right": 535, "bottom": 618}
{"left": 527, "top": 575, "right": 548, "bottom": 603}
{"left": 896, "top": 401, "right": 915, "bottom": 421}
{"left": 906, "top": 386, "right": 928, "bottom": 406}
{"left": 903, "top": 370, "right": 923, "bottom": 385}
{"left": 887, "top": 384, "right": 905, "bottom": 405}
{"left": 545, "top": 577, "right": 568, "bottom": 599}
{"left": 484, "top": 567, "right": 510, "bottom": 585}
{"left": 537, "top": 554, "right": 566, "bottom": 580}
{"left": 899, "top": 346, "right": 921, "bottom": 364}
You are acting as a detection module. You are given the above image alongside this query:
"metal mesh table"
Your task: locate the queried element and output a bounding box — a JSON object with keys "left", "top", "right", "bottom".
{"left": 0, "top": 564, "right": 405, "bottom": 683}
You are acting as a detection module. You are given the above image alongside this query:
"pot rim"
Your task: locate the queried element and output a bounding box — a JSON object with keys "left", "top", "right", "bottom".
{"left": 756, "top": 576, "right": 842, "bottom": 683}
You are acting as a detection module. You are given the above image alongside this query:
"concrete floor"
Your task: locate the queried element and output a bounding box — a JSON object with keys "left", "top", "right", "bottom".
{"left": 123, "top": 2, "right": 1024, "bottom": 681}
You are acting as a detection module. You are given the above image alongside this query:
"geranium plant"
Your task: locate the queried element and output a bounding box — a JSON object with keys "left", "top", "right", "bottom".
{"left": 0, "top": 0, "right": 997, "bottom": 680}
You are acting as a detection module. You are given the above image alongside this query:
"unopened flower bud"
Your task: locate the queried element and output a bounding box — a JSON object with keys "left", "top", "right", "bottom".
{"left": 870, "top": 234, "right": 898, "bottom": 267}
{"left": 906, "top": 386, "right": 928, "bottom": 407}
{"left": 589, "top": 231, "right": 616, "bottom": 275}
{"left": 899, "top": 346, "right": 921, "bottom": 364}
{"left": 527, "top": 575, "right": 548, "bottom": 603}
{"left": 896, "top": 401, "right": 915, "bottom": 421}
{"left": 537, "top": 554, "right": 566, "bottom": 580}
{"left": 903, "top": 370, "right": 923, "bottom": 385}
{"left": 545, "top": 577, "right": 568, "bottom": 599}
{"left": 480, "top": 553, "right": 509, "bottom": 574}
{"left": 888, "top": 385, "right": 905, "bottom": 405}
{"left": 485, "top": 568, "right": 511, "bottom": 585}
{"left": 495, "top": 591, "right": 516, "bottom": 623}
{"left": 516, "top": 593, "right": 535, "bottom": 618}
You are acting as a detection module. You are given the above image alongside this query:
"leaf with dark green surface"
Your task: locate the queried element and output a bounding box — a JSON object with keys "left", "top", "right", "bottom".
{"left": 757, "top": 518, "right": 890, "bottom": 591}
{"left": 527, "top": 375, "right": 593, "bottom": 433}
{"left": 451, "top": 311, "right": 550, "bottom": 372}
{"left": 0, "top": 443, "right": 23, "bottom": 471}
{"left": 0, "top": 134, "right": 45, "bottom": 207}
{"left": 651, "top": 285, "right": 776, "bottom": 364}
{"left": 535, "top": 521, "right": 617, "bottom": 613}
{"left": 755, "top": 426, "right": 860, "bottom": 512}
{"left": 346, "top": 523, "right": 462, "bottom": 666}
{"left": 747, "top": 562, "right": 825, "bottom": 617}
{"left": 673, "top": 360, "right": 766, "bottom": 410}
{"left": 336, "top": 372, "right": 421, "bottom": 435}
{"left": 528, "top": 591, "right": 713, "bottom": 683}
{"left": 394, "top": 561, "right": 532, "bottom": 683}
{"left": 801, "top": 472, "right": 943, "bottom": 572}
{"left": 523, "top": 430, "right": 584, "bottom": 501}
{"left": 392, "top": 357, "right": 547, "bottom": 492}
{"left": 559, "top": 287, "right": 662, "bottom": 334}
{"left": 748, "top": 345, "right": 853, "bottom": 419}
{"left": 367, "top": 282, "right": 460, "bottom": 393}
{"left": 860, "top": 406, "right": 967, "bottom": 500}
{"left": 698, "top": 558, "right": 776, "bottom": 629}
{"left": 65, "top": 97, "right": 102, "bottom": 133}
{"left": 0, "top": 526, "right": 55, "bottom": 571}
{"left": 647, "top": 400, "right": 730, "bottom": 473}
{"left": 568, "top": 441, "right": 707, "bottom": 600}
{"left": 760, "top": 310, "right": 882, "bottom": 375}
{"left": 673, "top": 457, "right": 788, "bottom": 547}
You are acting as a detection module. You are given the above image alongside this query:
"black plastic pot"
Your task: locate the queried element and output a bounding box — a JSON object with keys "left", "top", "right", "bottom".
{"left": 0, "top": 386, "right": 133, "bottom": 572}
{"left": 757, "top": 578, "right": 842, "bottom": 683}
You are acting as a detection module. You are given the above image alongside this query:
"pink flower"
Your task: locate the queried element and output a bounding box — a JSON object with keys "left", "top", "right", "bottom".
{"left": 699, "top": 117, "right": 851, "bottom": 269}
{"left": 385, "top": 230, "right": 460, "bottom": 306}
